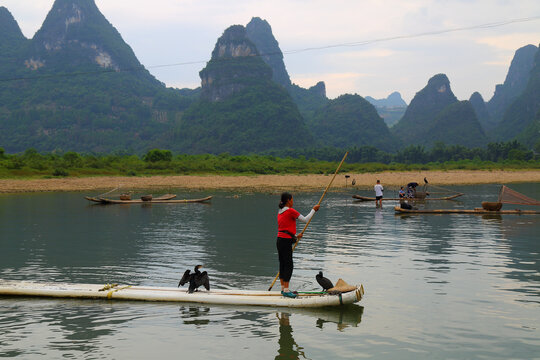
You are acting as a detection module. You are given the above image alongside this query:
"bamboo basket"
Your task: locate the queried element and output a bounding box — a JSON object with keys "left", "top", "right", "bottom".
{"left": 481, "top": 201, "right": 502, "bottom": 211}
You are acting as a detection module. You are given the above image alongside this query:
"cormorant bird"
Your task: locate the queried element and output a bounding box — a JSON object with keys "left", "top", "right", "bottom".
{"left": 424, "top": 177, "right": 428, "bottom": 184}
{"left": 178, "top": 265, "right": 210, "bottom": 293}
{"left": 316, "top": 271, "right": 334, "bottom": 291}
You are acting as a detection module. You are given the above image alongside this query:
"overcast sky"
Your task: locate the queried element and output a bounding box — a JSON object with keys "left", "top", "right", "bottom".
{"left": 2, "top": 0, "right": 540, "bottom": 103}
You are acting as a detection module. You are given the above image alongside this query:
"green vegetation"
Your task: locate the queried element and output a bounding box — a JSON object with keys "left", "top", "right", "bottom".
{"left": 1, "top": 3, "right": 539, "bottom": 159}
{"left": 0, "top": 1, "right": 198, "bottom": 153}
{"left": 308, "top": 94, "right": 398, "bottom": 152}
{"left": 177, "top": 84, "right": 312, "bottom": 154}
{"left": 0, "top": 141, "right": 538, "bottom": 179}
{"left": 496, "top": 46, "right": 540, "bottom": 146}
{"left": 423, "top": 101, "right": 487, "bottom": 148}
{"left": 392, "top": 74, "right": 458, "bottom": 142}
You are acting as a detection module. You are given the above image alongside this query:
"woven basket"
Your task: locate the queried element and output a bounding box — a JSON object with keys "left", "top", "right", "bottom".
{"left": 481, "top": 201, "right": 502, "bottom": 211}
{"left": 119, "top": 194, "right": 131, "bottom": 200}
{"left": 141, "top": 195, "right": 153, "bottom": 201}
{"left": 327, "top": 279, "right": 357, "bottom": 293}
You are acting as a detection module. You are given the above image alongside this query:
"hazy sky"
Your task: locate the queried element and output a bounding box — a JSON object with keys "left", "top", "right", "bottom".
{"left": 2, "top": 0, "right": 540, "bottom": 103}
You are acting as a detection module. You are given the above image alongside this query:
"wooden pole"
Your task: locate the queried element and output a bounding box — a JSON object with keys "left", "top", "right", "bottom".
{"left": 268, "top": 152, "right": 349, "bottom": 291}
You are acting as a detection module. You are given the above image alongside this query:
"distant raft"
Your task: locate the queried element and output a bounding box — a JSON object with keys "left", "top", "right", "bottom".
{"left": 0, "top": 280, "right": 364, "bottom": 308}
{"left": 353, "top": 194, "right": 463, "bottom": 201}
{"left": 394, "top": 206, "right": 540, "bottom": 215}
{"left": 85, "top": 195, "right": 212, "bottom": 204}
{"left": 394, "top": 185, "right": 540, "bottom": 215}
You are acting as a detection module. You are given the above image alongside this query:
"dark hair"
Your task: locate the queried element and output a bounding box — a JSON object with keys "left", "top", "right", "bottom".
{"left": 279, "top": 192, "right": 292, "bottom": 209}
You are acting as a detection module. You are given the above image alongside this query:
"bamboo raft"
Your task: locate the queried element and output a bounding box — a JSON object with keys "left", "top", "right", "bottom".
{"left": 85, "top": 195, "right": 213, "bottom": 204}
{"left": 353, "top": 193, "right": 463, "bottom": 201}
{"left": 394, "top": 206, "right": 540, "bottom": 215}
{"left": 0, "top": 280, "right": 364, "bottom": 308}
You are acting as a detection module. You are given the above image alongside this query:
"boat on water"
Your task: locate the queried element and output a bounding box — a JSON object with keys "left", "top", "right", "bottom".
{"left": 353, "top": 181, "right": 464, "bottom": 201}
{"left": 394, "top": 185, "right": 540, "bottom": 215}
{"left": 394, "top": 206, "right": 540, "bottom": 215}
{"left": 352, "top": 193, "right": 463, "bottom": 201}
{"left": 0, "top": 280, "right": 364, "bottom": 308}
{"left": 85, "top": 194, "right": 213, "bottom": 204}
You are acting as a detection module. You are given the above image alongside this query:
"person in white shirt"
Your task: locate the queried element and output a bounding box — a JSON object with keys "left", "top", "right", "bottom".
{"left": 374, "top": 179, "right": 384, "bottom": 207}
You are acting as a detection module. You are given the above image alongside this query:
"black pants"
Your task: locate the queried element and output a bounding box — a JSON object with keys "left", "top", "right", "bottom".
{"left": 277, "top": 237, "right": 295, "bottom": 282}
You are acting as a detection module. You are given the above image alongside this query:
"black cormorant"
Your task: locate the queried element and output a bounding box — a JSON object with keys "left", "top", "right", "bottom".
{"left": 316, "top": 271, "right": 334, "bottom": 291}
{"left": 178, "top": 265, "right": 210, "bottom": 293}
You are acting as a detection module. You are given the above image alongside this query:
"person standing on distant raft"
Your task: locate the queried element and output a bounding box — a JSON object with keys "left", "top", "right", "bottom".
{"left": 277, "top": 192, "right": 320, "bottom": 298}
{"left": 374, "top": 179, "right": 384, "bottom": 207}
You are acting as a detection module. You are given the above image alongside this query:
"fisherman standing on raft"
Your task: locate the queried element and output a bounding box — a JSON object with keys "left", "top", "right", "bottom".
{"left": 374, "top": 179, "right": 384, "bottom": 207}
{"left": 277, "top": 192, "right": 320, "bottom": 298}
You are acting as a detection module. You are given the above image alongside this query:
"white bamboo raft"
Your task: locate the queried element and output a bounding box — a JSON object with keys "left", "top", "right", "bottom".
{"left": 0, "top": 280, "right": 364, "bottom": 308}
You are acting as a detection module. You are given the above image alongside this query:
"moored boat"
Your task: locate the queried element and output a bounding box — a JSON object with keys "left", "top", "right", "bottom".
{"left": 0, "top": 280, "right": 364, "bottom": 308}
{"left": 85, "top": 195, "right": 213, "bottom": 204}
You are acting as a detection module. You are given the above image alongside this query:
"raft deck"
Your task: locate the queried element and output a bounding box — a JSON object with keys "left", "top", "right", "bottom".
{"left": 394, "top": 206, "right": 540, "bottom": 215}
{"left": 0, "top": 280, "right": 364, "bottom": 308}
{"left": 353, "top": 194, "right": 463, "bottom": 201}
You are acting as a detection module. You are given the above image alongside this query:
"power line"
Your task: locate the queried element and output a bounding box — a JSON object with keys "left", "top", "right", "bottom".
{"left": 1, "top": 15, "right": 539, "bottom": 83}
{"left": 282, "top": 15, "right": 540, "bottom": 54}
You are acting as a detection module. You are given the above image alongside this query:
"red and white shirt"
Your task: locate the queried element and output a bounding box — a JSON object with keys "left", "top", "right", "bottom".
{"left": 277, "top": 207, "right": 315, "bottom": 239}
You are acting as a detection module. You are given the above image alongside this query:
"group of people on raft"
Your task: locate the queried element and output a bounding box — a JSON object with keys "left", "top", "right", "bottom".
{"left": 399, "top": 182, "right": 420, "bottom": 199}
{"left": 373, "top": 179, "right": 422, "bottom": 207}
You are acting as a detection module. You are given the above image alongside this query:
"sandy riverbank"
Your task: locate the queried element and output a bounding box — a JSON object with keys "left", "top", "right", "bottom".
{"left": 0, "top": 170, "right": 539, "bottom": 193}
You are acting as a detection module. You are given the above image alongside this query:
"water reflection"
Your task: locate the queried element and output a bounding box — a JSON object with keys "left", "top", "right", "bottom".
{"left": 275, "top": 312, "right": 306, "bottom": 359}
{"left": 0, "top": 298, "right": 138, "bottom": 358}
{"left": 312, "top": 304, "right": 364, "bottom": 331}
{"left": 179, "top": 306, "right": 211, "bottom": 326}
{"left": 1, "top": 186, "right": 539, "bottom": 359}
{"left": 491, "top": 215, "right": 540, "bottom": 301}
{"left": 374, "top": 208, "right": 383, "bottom": 226}
{"left": 275, "top": 305, "right": 364, "bottom": 359}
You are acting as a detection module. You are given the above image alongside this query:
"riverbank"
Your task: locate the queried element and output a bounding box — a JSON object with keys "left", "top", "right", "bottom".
{"left": 1, "top": 170, "right": 539, "bottom": 193}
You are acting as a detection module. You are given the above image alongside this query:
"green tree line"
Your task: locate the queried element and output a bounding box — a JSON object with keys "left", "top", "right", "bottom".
{"left": 0, "top": 141, "right": 538, "bottom": 179}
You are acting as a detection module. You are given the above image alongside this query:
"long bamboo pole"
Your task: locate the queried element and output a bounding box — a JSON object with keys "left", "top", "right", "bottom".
{"left": 268, "top": 152, "right": 349, "bottom": 291}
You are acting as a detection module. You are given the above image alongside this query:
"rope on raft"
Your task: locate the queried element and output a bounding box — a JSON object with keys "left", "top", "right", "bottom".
{"left": 98, "top": 186, "right": 121, "bottom": 198}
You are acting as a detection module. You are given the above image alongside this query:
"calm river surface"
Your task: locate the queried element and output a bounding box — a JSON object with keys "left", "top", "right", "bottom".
{"left": 1, "top": 183, "right": 539, "bottom": 359}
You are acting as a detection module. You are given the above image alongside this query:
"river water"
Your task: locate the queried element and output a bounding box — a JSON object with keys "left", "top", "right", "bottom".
{"left": 0, "top": 184, "right": 539, "bottom": 359}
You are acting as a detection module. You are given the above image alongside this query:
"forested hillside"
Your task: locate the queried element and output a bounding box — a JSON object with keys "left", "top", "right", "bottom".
{"left": 0, "top": 1, "right": 538, "bottom": 156}
{"left": 308, "top": 94, "right": 398, "bottom": 152}
{"left": 0, "top": 0, "right": 197, "bottom": 153}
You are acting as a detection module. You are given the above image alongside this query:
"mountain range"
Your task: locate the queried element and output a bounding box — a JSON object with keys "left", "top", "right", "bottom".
{"left": 365, "top": 92, "right": 407, "bottom": 127}
{"left": 0, "top": 0, "right": 538, "bottom": 155}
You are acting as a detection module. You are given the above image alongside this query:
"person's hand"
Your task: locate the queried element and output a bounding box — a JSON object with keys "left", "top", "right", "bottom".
{"left": 296, "top": 233, "right": 303, "bottom": 240}
{"left": 313, "top": 204, "right": 320, "bottom": 211}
